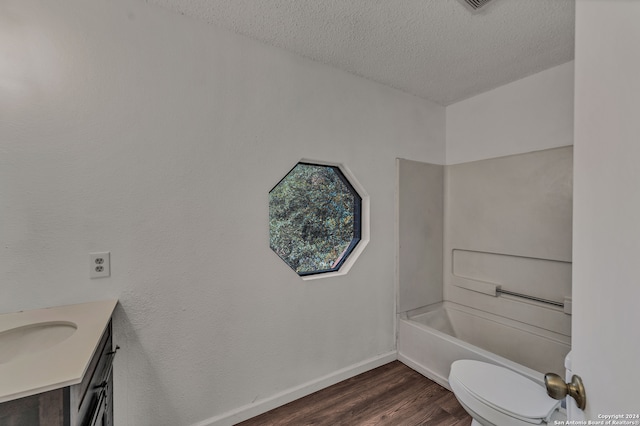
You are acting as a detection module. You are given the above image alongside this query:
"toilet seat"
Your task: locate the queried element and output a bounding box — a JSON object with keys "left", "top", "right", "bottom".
{"left": 449, "top": 360, "right": 561, "bottom": 425}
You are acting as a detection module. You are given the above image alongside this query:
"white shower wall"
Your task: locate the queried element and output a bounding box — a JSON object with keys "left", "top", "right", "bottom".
{"left": 444, "top": 147, "right": 573, "bottom": 336}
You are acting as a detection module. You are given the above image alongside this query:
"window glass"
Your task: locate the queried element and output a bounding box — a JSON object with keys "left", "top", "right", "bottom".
{"left": 269, "top": 162, "right": 362, "bottom": 276}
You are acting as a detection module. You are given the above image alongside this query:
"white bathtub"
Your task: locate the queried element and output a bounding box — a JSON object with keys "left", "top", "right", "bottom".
{"left": 397, "top": 301, "right": 571, "bottom": 389}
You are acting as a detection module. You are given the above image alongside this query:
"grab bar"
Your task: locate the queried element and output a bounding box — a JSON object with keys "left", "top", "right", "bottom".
{"left": 453, "top": 277, "right": 569, "bottom": 310}
{"left": 496, "top": 288, "right": 564, "bottom": 308}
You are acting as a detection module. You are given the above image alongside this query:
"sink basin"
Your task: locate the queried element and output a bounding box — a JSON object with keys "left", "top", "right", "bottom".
{"left": 0, "top": 321, "right": 77, "bottom": 365}
{"left": 0, "top": 300, "right": 117, "bottom": 403}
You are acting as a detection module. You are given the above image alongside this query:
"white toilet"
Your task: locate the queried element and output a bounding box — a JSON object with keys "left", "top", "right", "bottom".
{"left": 449, "top": 360, "right": 566, "bottom": 426}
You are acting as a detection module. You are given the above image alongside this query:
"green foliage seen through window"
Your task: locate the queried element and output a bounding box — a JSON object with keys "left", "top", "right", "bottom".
{"left": 269, "top": 163, "right": 362, "bottom": 275}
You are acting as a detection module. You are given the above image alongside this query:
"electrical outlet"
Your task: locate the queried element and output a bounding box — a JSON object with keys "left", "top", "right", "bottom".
{"left": 90, "top": 252, "right": 110, "bottom": 278}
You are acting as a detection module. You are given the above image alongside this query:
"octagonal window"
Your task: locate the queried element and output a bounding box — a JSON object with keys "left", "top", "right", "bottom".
{"left": 269, "top": 162, "right": 362, "bottom": 276}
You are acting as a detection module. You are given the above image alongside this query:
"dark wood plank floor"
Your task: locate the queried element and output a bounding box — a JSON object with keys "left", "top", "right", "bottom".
{"left": 236, "top": 361, "right": 472, "bottom": 426}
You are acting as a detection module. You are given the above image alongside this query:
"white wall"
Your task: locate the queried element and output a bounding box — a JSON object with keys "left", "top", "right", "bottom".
{"left": 446, "top": 61, "right": 574, "bottom": 164}
{"left": 571, "top": 0, "right": 640, "bottom": 418}
{"left": 0, "top": 1, "right": 445, "bottom": 425}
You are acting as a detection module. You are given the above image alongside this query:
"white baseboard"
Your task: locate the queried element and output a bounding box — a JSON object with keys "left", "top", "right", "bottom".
{"left": 191, "top": 351, "right": 398, "bottom": 426}
{"left": 397, "top": 352, "right": 451, "bottom": 391}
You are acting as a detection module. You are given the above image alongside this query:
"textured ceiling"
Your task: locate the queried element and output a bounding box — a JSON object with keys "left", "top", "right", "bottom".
{"left": 145, "top": 0, "right": 575, "bottom": 105}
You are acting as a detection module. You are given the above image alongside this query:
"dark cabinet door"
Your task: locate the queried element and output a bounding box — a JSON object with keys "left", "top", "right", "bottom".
{"left": 0, "top": 388, "right": 68, "bottom": 426}
{"left": 0, "top": 395, "right": 40, "bottom": 426}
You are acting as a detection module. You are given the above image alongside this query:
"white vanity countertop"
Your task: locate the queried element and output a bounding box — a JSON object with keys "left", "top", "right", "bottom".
{"left": 0, "top": 299, "right": 118, "bottom": 403}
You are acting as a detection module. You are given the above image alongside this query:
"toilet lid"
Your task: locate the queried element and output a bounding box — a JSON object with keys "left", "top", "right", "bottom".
{"left": 450, "top": 360, "right": 561, "bottom": 422}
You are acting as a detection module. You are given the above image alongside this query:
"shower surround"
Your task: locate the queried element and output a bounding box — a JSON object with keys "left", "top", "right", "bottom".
{"left": 396, "top": 146, "right": 573, "bottom": 387}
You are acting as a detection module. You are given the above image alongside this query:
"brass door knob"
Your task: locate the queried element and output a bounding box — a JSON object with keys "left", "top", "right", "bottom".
{"left": 544, "top": 373, "right": 586, "bottom": 410}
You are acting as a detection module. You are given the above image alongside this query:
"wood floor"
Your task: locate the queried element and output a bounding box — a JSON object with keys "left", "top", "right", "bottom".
{"left": 236, "top": 361, "right": 472, "bottom": 426}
